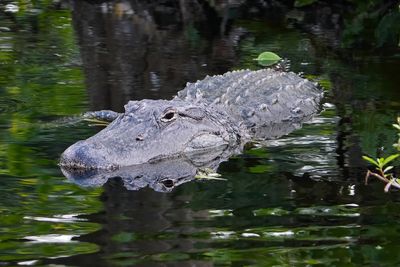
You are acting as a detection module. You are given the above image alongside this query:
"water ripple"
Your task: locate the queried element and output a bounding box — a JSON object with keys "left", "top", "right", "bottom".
{"left": 24, "top": 234, "right": 78, "bottom": 243}
{"left": 23, "top": 214, "right": 85, "bottom": 223}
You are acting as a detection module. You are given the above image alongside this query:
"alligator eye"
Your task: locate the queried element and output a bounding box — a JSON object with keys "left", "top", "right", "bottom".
{"left": 161, "top": 110, "right": 177, "bottom": 122}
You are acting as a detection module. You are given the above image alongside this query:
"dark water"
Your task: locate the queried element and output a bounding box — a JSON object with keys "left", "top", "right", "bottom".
{"left": 1, "top": 0, "right": 400, "bottom": 266}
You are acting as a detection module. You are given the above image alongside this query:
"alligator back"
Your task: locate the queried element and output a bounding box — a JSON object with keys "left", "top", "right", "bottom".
{"left": 176, "top": 69, "right": 323, "bottom": 139}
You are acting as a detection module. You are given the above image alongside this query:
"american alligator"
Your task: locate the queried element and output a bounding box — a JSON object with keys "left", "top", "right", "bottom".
{"left": 60, "top": 68, "right": 323, "bottom": 170}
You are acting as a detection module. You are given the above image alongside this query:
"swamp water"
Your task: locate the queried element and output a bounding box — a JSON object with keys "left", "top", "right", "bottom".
{"left": 0, "top": 1, "right": 400, "bottom": 266}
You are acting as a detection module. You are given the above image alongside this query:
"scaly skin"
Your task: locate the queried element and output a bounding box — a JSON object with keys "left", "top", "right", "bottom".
{"left": 178, "top": 69, "right": 322, "bottom": 139}
{"left": 60, "top": 69, "right": 323, "bottom": 169}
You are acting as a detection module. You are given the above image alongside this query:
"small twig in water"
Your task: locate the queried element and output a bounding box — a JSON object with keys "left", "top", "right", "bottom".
{"left": 83, "top": 118, "right": 110, "bottom": 127}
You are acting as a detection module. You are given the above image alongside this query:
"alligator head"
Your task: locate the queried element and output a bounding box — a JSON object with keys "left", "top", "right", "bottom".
{"left": 60, "top": 99, "right": 241, "bottom": 169}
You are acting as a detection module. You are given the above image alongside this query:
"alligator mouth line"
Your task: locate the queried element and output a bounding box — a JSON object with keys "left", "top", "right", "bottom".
{"left": 147, "top": 152, "right": 181, "bottom": 163}
{"left": 58, "top": 157, "right": 119, "bottom": 171}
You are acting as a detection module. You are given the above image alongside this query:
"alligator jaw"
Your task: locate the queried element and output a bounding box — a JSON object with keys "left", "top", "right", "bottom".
{"left": 58, "top": 156, "right": 119, "bottom": 170}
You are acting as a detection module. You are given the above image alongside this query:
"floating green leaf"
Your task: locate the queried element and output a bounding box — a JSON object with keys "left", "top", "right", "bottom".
{"left": 254, "top": 52, "right": 281, "bottom": 66}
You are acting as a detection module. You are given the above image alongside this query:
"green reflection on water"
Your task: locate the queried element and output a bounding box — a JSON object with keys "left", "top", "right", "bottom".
{"left": 0, "top": 1, "right": 103, "bottom": 264}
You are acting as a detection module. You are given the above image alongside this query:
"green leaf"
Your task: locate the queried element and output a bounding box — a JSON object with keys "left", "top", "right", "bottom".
{"left": 393, "top": 124, "right": 400, "bottom": 131}
{"left": 383, "top": 166, "right": 394, "bottom": 173}
{"left": 377, "top": 158, "right": 385, "bottom": 168}
{"left": 255, "top": 51, "right": 281, "bottom": 61}
{"left": 294, "top": 0, "right": 318, "bottom": 8}
{"left": 362, "top": 156, "right": 379, "bottom": 167}
{"left": 257, "top": 60, "right": 279, "bottom": 67}
{"left": 382, "top": 154, "right": 400, "bottom": 166}
{"left": 254, "top": 52, "right": 281, "bottom": 66}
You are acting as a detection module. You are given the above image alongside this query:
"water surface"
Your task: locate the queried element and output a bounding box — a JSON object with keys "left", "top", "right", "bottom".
{"left": 0, "top": 0, "right": 400, "bottom": 266}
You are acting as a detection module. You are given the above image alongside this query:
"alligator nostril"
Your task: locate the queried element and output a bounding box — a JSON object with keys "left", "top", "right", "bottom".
{"left": 136, "top": 134, "right": 144, "bottom": 141}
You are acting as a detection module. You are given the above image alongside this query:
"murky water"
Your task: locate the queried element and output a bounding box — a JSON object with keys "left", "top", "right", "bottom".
{"left": 1, "top": 0, "right": 400, "bottom": 266}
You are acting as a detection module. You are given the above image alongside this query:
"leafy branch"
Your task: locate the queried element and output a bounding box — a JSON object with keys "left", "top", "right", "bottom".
{"left": 364, "top": 117, "right": 400, "bottom": 192}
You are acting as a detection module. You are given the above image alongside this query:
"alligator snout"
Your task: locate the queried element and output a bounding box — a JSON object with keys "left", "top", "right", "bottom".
{"left": 60, "top": 140, "right": 118, "bottom": 170}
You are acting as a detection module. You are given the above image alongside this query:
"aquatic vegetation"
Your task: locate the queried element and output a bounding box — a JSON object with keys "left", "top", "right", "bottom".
{"left": 292, "top": 0, "right": 400, "bottom": 48}
{"left": 254, "top": 51, "right": 281, "bottom": 67}
{"left": 363, "top": 117, "right": 400, "bottom": 192}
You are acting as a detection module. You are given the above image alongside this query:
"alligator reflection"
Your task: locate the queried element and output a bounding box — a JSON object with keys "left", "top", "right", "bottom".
{"left": 61, "top": 157, "right": 224, "bottom": 192}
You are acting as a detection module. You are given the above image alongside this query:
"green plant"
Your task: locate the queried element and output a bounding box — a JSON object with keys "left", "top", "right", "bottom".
{"left": 363, "top": 117, "right": 400, "bottom": 192}
{"left": 292, "top": 0, "right": 400, "bottom": 48}
{"left": 254, "top": 51, "right": 281, "bottom": 67}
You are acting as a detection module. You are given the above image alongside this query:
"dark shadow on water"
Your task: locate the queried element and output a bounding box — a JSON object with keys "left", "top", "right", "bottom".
{"left": 71, "top": 0, "right": 251, "bottom": 112}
